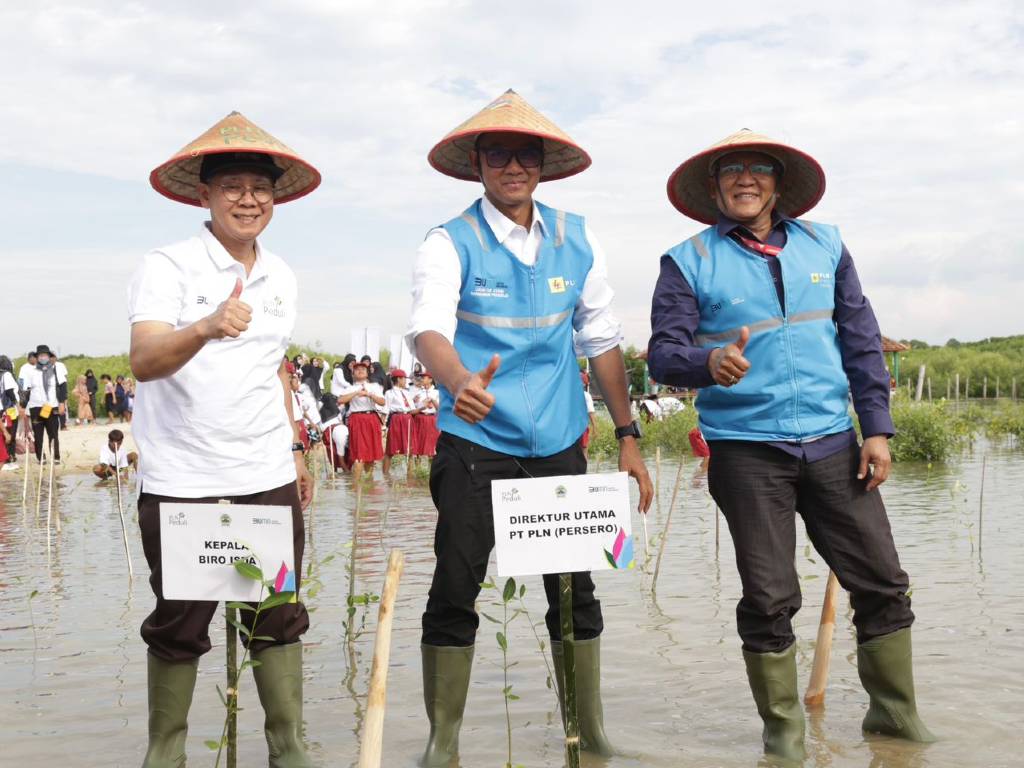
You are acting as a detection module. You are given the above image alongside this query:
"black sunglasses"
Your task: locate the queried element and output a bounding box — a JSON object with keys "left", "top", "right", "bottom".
{"left": 478, "top": 146, "right": 544, "bottom": 169}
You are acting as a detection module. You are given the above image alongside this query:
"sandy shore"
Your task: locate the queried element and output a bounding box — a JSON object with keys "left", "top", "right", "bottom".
{"left": 1, "top": 420, "right": 138, "bottom": 477}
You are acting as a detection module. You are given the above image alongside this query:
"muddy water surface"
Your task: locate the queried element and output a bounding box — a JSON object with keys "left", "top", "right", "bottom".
{"left": 1, "top": 445, "right": 1021, "bottom": 767}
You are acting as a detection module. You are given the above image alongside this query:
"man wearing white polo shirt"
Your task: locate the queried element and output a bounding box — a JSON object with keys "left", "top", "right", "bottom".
{"left": 129, "top": 112, "right": 321, "bottom": 768}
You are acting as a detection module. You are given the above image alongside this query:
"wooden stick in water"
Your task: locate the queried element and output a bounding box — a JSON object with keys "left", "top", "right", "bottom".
{"left": 804, "top": 571, "right": 842, "bottom": 708}
{"left": 114, "top": 456, "right": 134, "bottom": 578}
{"left": 559, "top": 572, "right": 580, "bottom": 768}
{"left": 358, "top": 549, "right": 406, "bottom": 768}
{"left": 21, "top": 419, "right": 31, "bottom": 506}
{"left": 36, "top": 444, "right": 46, "bottom": 519}
{"left": 978, "top": 453, "right": 986, "bottom": 556}
{"left": 226, "top": 604, "right": 238, "bottom": 768}
{"left": 49, "top": 440, "right": 59, "bottom": 534}
{"left": 651, "top": 457, "right": 686, "bottom": 593}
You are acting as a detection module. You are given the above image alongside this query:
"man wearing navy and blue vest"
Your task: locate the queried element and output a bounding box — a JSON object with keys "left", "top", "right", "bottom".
{"left": 648, "top": 130, "right": 934, "bottom": 762}
{"left": 407, "top": 90, "right": 653, "bottom": 766}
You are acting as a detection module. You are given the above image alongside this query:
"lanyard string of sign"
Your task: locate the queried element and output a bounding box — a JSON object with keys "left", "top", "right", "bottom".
{"left": 736, "top": 234, "right": 783, "bottom": 258}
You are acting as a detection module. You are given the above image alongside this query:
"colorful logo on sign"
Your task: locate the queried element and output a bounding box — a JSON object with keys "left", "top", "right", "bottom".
{"left": 273, "top": 561, "right": 298, "bottom": 602}
{"left": 604, "top": 529, "right": 635, "bottom": 570}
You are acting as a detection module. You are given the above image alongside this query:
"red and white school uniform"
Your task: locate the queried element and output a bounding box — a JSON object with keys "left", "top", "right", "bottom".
{"left": 384, "top": 386, "right": 415, "bottom": 457}
{"left": 344, "top": 383, "right": 384, "bottom": 462}
{"left": 411, "top": 385, "right": 440, "bottom": 457}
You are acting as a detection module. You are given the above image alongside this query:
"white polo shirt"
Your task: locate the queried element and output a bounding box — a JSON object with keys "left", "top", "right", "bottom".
{"left": 23, "top": 365, "right": 67, "bottom": 408}
{"left": 343, "top": 382, "right": 383, "bottom": 414}
{"left": 99, "top": 444, "right": 131, "bottom": 469}
{"left": 127, "top": 223, "right": 297, "bottom": 497}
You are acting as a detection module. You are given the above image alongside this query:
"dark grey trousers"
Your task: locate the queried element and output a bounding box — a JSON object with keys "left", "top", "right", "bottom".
{"left": 708, "top": 441, "right": 914, "bottom": 653}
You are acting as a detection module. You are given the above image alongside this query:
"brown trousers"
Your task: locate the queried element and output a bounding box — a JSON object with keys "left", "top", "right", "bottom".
{"left": 138, "top": 482, "right": 309, "bottom": 662}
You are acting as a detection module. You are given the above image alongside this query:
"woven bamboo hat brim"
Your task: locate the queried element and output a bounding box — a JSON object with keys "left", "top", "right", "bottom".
{"left": 667, "top": 129, "right": 826, "bottom": 224}
{"left": 428, "top": 89, "right": 591, "bottom": 182}
{"left": 150, "top": 111, "right": 321, "bottom": 206}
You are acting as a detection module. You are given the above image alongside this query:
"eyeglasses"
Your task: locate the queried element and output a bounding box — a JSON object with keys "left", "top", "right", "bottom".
{"left": 715, "top": 162, "right": 778, "bottom": 180}
{"left": 478, "top": 146, "right": 544, "bottom": 169}
{"left": 218, "top": 183, "right": 275, "bottom": 204}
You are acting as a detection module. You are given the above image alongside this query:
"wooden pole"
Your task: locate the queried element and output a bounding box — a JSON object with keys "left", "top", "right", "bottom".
{"left": 226, "top": 605, "right": 238, "bottom": 768}
{"left": 21, "top": 418, "right": 31, "bottom": 506}
{"left": 983, "top": 376, "right": 988, "bottom": 399}
{"left": 946, "top": 378, "right": 950, "bottom": 401}
{"left": 996, "top": 377, "right": 1000, "bottom": 399}
{"left": 915, "top": 365, "right": 925, "bottom": 402}
{"left": 114, "top": 455, "right": 134, "bottom": 578}
{"left": 36, "top": 443, "right": 46, "bottom": 519}
{"left": 1014, "top": 377, "right": 1018, "bottom": 401}
{"left": 652, "top": 458, "right": 686, "bottom": 592}
{"left": 559, "top": 573, "right": 580, "bottom": 768}
{"left": 48, "top": 439, "right": 59, "bottom": 534}
{"left": 978, "top": 454, "right": 986, "bottom": 557}
{"left": 927, "top": 377, "right": 932, "bottom": 402}
{"left": 804, "top": 571, "right": 842, "bottom": 708}
{"left": 965, "top": 375, "right": 970, "bottom": 400}
{"left": 358, "top": 550, "right": 406, "bottom": 768}
{"left": 655, "top": 446, "right": 662, "bottom": 517}
{"left": 955, "top": 373, "right": 960, "bottom": 405}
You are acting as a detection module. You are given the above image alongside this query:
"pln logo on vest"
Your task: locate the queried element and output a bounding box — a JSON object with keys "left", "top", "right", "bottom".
{"left": 810, "top": 272, "right": 834, "bottom": 286}
{"left": 548, "top": 277, "right": 567, "bottom": 294}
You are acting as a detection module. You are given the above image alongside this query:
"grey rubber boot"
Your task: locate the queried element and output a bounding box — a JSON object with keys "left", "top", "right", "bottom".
{"left": 743, "top": 645, "right": 806, "bottom": 763}
{"left": 142, "top": 653, "right": 198, "bottom": 768}
{"left": 550, "top": 638, "right": 616, "bottom": 756}
{"left": 251, "top": 642, "right": 314, "bottom": 768}
{"left": 421, "top": 644, "right": 474, "bottom": 767}
{"left": 857, "top": 628, "right": 936, "bottom": 742}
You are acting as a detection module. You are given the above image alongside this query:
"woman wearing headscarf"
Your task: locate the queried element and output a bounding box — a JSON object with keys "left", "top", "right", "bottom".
{"left": 73, "top": 375, "right": 94, "bottom": 425}
{"left": 22, "top": 344, "right": 67, "bottom": 462}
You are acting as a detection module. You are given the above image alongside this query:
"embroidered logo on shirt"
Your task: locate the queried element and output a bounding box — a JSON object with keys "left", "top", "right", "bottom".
{"left": 470, "top": 277, "right": 509, "bottom": 299}
{"left": 263, "top": 295, "right": 287, "bottom": 317}
{"left": 196, "top": 296, "right": 210, "bottom": 305}
{"left": 548, "top": 277, "right": 566, "bottom": 294}
{"left": 810, "top": 272, "right": 834, "bottom": 285}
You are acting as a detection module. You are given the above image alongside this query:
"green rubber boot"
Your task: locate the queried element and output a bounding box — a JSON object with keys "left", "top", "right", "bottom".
{"left": 550, "top": 638, "right": 616, "bottom": 756}
{"left": 251, "top": 642, "right": 314, "bottom": 768}
{"left": 857, "top": 628, "right": 936, "bottom": 742}
{"left": 142, "top": 653, "right": 198, "bottom": 768}
{"left": 743, "top": 645, "right": 806, "bottom": 763}
{"left": 421, "top": 644, "right": 474, "bottom": 767}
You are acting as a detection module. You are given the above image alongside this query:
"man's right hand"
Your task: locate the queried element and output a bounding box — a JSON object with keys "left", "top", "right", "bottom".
{"left": 200, "top": 278, "right": 252, "bottom": 340}
{"left": 708, "top": 326, "right": 751, "bottom": 387}
{"left": 453, "top": 355, "right": 500, "bottom": 424}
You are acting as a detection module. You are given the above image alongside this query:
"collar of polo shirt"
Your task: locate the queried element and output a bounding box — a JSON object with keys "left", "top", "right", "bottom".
{"left": 200, "top": 222, "right": 270, "bottom": 283}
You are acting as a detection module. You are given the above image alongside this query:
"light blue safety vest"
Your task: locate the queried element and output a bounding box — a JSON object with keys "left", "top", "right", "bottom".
{"left": 667, "top": 220, "right": 853, "bottom": 442}
{"left": 438, "top": 198, "right": 591, "bottom": 457}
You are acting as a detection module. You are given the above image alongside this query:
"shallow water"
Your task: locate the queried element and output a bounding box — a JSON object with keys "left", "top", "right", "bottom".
{"left": 1, "top": 444, "right": 1021, "bottom": 768}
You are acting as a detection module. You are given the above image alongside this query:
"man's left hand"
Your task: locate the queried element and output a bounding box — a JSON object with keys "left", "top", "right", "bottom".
{"left": 295, "top": 453, "right": 314, "bottom": 509}
{"left": 618, "top": 438, "right": 654, "bottom": 513}
{"left": 858, "top": 435, "right": 891, "bottom": 491}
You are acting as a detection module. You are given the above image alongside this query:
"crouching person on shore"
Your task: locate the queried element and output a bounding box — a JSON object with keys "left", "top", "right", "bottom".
{"left": 93, "top": 428, "right": 138, "bottom": 478}
{"left": 129, "top": 112, "right": 320, "bottom": 768}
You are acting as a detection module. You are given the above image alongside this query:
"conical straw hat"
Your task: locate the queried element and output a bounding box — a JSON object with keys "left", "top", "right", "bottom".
{"left": 150, "top": 111, "right": 321, "bottom": 206}
{"left": 428, "top": 89, "right": 591, "bottom": 182}
{"left": 667, "top": 129, "right": 826, "bottom": 224}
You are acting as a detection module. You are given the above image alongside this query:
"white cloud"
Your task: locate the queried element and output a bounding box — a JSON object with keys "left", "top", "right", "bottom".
{"left": 1, "top": 0, "right": 1021, "bottom": 356}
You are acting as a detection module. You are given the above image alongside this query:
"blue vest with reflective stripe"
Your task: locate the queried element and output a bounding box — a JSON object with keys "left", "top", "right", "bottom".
{"left": 438, "top": 199, "right": 592, "bottom": 457}
{"left": 667, "top": 220, "right": 853, "bottom": 441}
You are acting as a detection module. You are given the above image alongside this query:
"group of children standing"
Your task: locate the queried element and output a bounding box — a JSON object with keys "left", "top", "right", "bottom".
{"left": 288, "top": 358, "right": 439, "bottom": 481}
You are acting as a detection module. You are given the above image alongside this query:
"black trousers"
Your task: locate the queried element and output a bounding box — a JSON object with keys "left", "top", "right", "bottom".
{"left": 29, "top": 407, "right": 60, "bottom": 461}
{"left": 422, "top": 432, "right": 604, "bottom": 647}
{"left": 138, "top": 482, "right": 310, "bottom": 662}
{"left": 5, "top": 415, "right": 17, "bottom": 460}
{"left": 708, "top": 441, "right": 914, "bottom": 653}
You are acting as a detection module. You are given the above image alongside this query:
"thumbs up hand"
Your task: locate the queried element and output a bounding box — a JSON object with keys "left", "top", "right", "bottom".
{"left": 199, "top": 277, "right": 253, "bottom": 340}
{"left": 453, "top": 354, "right": 501, "bottom": 424}
{"left": 708, "top": 326, "right": 751, "bottom": 387}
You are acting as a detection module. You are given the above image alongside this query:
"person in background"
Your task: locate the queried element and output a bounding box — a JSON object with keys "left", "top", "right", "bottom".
{"left": 124, "top": 377, "right": 136, "bottom": 423}
{"left": 330, "top": 360, "right": 349, "bottom": 399}
{"left": 339, "top": 353, "right": 356, "bottom": 385}
{"left": 0, "top": 355, "right": 21, "bottom": 463}
{"left": 337, "top": 360, "right": 385, "bottom": 482}
{"left": 113, "top": 375, "right": 128, "bottom": 423}
{"left": 383, "top": 369, "right": 417, "bottom": 477}
{"left": 53, "top": 353, "right": 70, "bottom": 430}
{"left": 17, "top": 351, "right": 37, "bottom": 389}
{"left": 580, "top": 371, "right": 598, "bottom": 457}
{"left": 101, "top": 374, "right": 115, "bottom": 423}
{"left": 93, "top": 428, "right": 138, "bottom": 478}
{"left": 410, "top": 371, "right": 440, "bottom": 460}
{"left": 85, "top": 368, "right": 99, "bottom": 416}
{"left": 22, "top": 344, "right": 67, "bottom": 463}
{"left": 73, "top": 374, "right": 94, "bottom": 426}
{"left": 319, "top": 391, "right": 348, "bottom": 472}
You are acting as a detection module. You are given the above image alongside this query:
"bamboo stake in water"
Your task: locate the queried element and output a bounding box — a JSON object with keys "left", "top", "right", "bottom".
{"left": 804, "top": 571, "right": 842, "bottom": 708}
{"left": 36, "top": 444, "right": 46, "bottom": 519}
{"left": 559, "top": 573, "right": 580, "bottom": 768}
{"left": 652, "top": 458, "right": 686, "bottom": 593}
{"left": 226, "top": 605, "right": 238, "bottom": 768}
{"left": 21, "top": 419, "right": 31, "bottom": 506}
{"left": 48, "top": 440, "right": 58, "bottom": 534}
{"left": 358, "top": 549, "right": 406, "bottom": 768}
{"left": 114, "top": 457, "right": 134, "bottom": 578}
{"left": 978, "top": 454, "right": 986, "bottom": 556}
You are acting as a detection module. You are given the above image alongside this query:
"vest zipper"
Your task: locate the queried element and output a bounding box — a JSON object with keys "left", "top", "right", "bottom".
{"left": 771, "top": 256, "right": 803, "bottom": 437}
{"left": 523, "top": 267, "right": 538, "bottom": 454}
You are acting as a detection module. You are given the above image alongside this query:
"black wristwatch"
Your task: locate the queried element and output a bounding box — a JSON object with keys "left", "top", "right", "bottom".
{"left": 291, "top": 442, "right": 305, "bottom": 453}
{"left": 614, "top": 420, "right": 643, "bottom": 441}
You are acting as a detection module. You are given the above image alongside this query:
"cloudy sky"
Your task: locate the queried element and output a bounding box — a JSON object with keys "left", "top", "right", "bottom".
{"left": 2, "top": 1, "right": 1021, "bottom": 358}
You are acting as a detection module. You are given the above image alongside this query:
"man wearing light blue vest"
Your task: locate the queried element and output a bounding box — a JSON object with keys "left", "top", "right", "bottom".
{"left": 407, "top": 89, "right": 653, "bottom": 765}
{"left": 648, "top": 129, "right": 934, "bottom": 762}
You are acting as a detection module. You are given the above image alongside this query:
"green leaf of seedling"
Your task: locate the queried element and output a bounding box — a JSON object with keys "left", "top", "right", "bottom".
{"left": 497, "top": 631, "right": 508, "bottom": 651}
{"left": 250, "top": 636, "right": 274, "bottom": 642}
{"left": 225, "top": 601, "right": 256, "bottom": 613}
{"left": 29, "top": 590, "right": 38, "bottom": 600}
{"left": 546, "top": 675, "right": 553, "bottom": 689}
{"left": 260, "top": 591, "right": 296, "bottom": 611}
{"left": 234, "top": 560, "right": 263, "bottom": 581}
{"left": 507, "top": 693, "right": 520, "bottom": 701}
{"left": 480, "top": 611, "right": 501, "bottom": 624}
{"left": 370, "top": 595, "right": 380, "bottom": 603}
{"left": 227, "top": 616, "right": 251, "bottom": 637}
{"left": 479, "top": 578, "right": 495, "bottom": 590}
{"left": 503, "top": 685, "right": 513, "bottom": 694}
{"left": 502, "top": 578, "right": 516, "bottom": 603}
{"left": 205, "top": 739, "right": 223, "bottom": 751}
{"left": 519, "top": 584, "right": 526, "bottom": 598}
{"left": 604, "top": 550, "right": 617, "bottom": 569}
{"left": 322, "top": 554, "right": 335, "bottom": 564}
{"left": 216, "top": 685, "right": 227, "bottom": 706}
